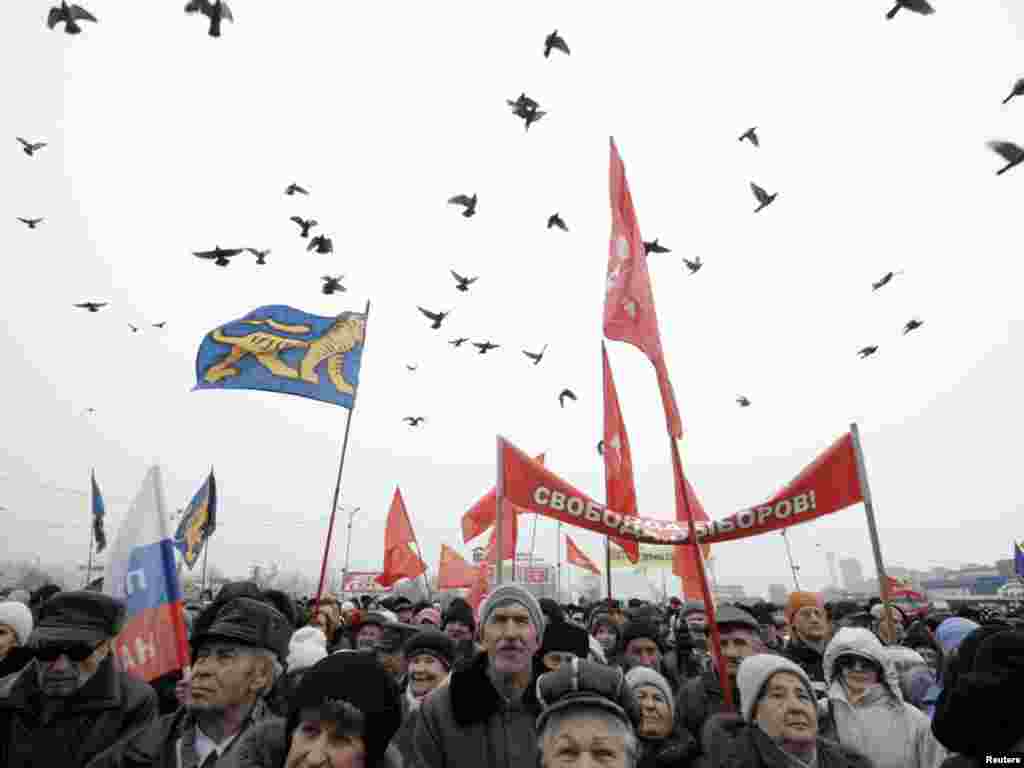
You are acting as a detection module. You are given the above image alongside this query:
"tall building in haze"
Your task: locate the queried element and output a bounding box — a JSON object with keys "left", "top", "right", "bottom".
{"left": 840, "top": 558, "right": 864, "bottom": 591}
{"left": 769, "top": 584, "right": 789, "bottom": 606}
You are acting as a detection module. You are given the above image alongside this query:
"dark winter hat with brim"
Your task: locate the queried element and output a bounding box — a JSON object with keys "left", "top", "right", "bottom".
{"left": 190, "top": 596, "right": 292, "bottom": 662}
{"left": 31, "top": 591, "right": 125, "bottom": 647}
{"left": 404, "top": 629, "right": 455, "bottom": 670}
{"left": 619, "top": 619, "right": 663, "bottom": 654}
{"left": 287, "top": 651, "right": 402, "bottom": 765}
{"left": 536, "top": 657, "right": 640, "bottom": 733}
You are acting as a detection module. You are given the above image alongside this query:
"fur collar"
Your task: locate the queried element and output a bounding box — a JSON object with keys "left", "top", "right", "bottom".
{"left": 449, "top": 651, "right": 540, "bottom": 727}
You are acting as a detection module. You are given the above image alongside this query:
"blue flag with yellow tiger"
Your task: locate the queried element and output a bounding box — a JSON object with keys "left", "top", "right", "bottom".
{"left": 193, "top": 305, "right": 367, "bottom": 408}
{"left": 174, "top": 470, "right": 217, "bottom": 569}
{"left": 1015, "top": 541, "right": 1024, "bottom": 580}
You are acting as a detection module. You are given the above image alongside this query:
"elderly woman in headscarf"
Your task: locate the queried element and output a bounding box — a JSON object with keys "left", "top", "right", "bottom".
{"left": 819, "top": 628, "right": 945, "bottom": 768}
{"left": 223, "top": 650, "right": 403, "bottom": 768}
{"left": 624, "top": 667, "right": 697, "bottom": 768}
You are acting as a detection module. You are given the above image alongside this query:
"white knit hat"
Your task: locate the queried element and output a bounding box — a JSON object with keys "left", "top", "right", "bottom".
{"left": 0, "top": 601, "right": 34, "bottom": 646}
{"left": 287, "top": 626, "right": 328, "bottom": 672}
{"left": 625, "top": 666, "right": 675, "bottom": 721}
{"left": 736, "top": 653, "right": 814, "bottom": 723}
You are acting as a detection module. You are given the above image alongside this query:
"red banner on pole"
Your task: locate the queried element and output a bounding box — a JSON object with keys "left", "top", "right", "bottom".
{"left": 461, "top": 454, "right": 545, "bottom": 543}
{"left": 566, "top": 535, "right": 602, "bottom": 575}
{"left": 438, "top": 544, "right": 478, "bottom": 589}
{"left": 602, "top": 344, "right": 640, "bottom": 564}
{"left": 376, "top": 486, "right": 427, "bottom": 587}
{"left": 498, "top": 433, "right": 863, "bottom": 546}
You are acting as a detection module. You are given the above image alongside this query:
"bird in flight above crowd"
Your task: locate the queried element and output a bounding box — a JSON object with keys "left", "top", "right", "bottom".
{"left": 643, "top": 239, "right": 671, "bottom": 255}
{"left": 152, "top": 321, "right": 167, "bottom": 329}
{"left": 128, "top": 324, "right": 139, "bottom": 333}
{"left": 596, "top": 440, "right": 604, "bottom": 456}
{"left": 683, "top": 257, "right": 703, "bottom": 275}
{"left": 403, "top": 417, "right": 426, "bottom": 427}
{"left": 547, "top": 213, "right": 568, "bottom": 232}
{"left": 523, "top": 344, "right": 548, "bottom": 365}
{"left": 903, "top": 318, "right": 924, "bottom": 335}
{"left": 285, "top": 182, "right": 309, "bottom": 196}
{"left": 195, "top": 246, "right": 242, "bottom": 267}
{"left": 737, "top": 396, "right": 752, "bottom": 407}
{"left": 1002, "top": 78, "right": 1024, "bottom": 105}
{"left": 246, "top": 248, "right": 271, "bottom": 265}
{"left": 506, "top": 93, "right": 546, "bottom": 131}
{"left": 474, "top": 341, "right": 500, "bottom": 354}
{"left": 82, "top": 407, "right": 96, "bottom": 416}
{"left": 885, "top": 0, "right": 934, "bottom": 19}
{"left": 750, "top": 182, "right": 778, "bottom": 213}
{"left": 290, "top": 216, "right": 318, "bottom": 238}
{"left": 558, "top": 388, "right": 577, "bottom": 408}
{"left": 857, "top": 346, "right": 879, "bottom": 359}
{"left": 16, "top": 138, "right": 46, "bottom": 156}
{"left": 418, "top": 307, "right": 449, "bottom": 330}
{"left": 987, "top": 141, "right": 1024, "bottom": 175}
{"left": 308, "top": 234, "right": 333, "bottom": 254}
{"left": 16, "top": 217, "right": 43, "bottom": 229}
{"left": 448, "top": 194, "right": 477, "bottom": 218}
{"left": 406, "top": 364, "right": 417, "bottom": 372}
{"left": 449, "top": 337, "right": 469, "bottom": 348}
{"left": 871, "top": 271, "right": 902, "bottom": 291}
{"left": 185, "top": 0, "right": 233, "bottom": 38}
{"left": 450, "top": 270, "right": 478, "bottom": 292}
{"left": 47, "top": 1, "right": 97, "bottom": 34}
{"left": 321, "top": 275, "right": 346, "bottom": 295}
{"left": 544, "top": 30, "right": 570, "bottom": 58}
{"left": 74, "top": 302, "right": 107, "bottom": 313}
{"left": 738, "top": 127, "right": 759, "bottom": 147}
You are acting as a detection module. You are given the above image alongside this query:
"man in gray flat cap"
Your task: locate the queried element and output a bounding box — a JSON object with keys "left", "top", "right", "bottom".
{"left": 414, "top": 584, "right": 546, "bottom": 768}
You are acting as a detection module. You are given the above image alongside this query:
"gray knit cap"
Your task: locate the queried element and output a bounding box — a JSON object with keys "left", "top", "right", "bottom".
{"left": 479, "top": 584, "right": 545, "bottom": 645}
{"left": 625, "top": 666, "right": 675, "bottom": 721}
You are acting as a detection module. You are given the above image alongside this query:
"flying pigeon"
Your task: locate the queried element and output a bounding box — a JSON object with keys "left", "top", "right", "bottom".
{"left": 307, "top": 234, "right": 333, "bottom": 254}
{"left": 152, "top": 321, "right": 167, "bottom": 328}
{"left": 987, "top": 141, "right": 1024, "bottom": 175}
{"left": 521, "top": 108, "right": 546, "bottom": 132}
{"left": 474, "top": 341, "right": 500, "bottom": 354}
{"left": 82, "top": 407, "right": 96, "bottom": 416}
{"left": 523, "top": 344, "right": 548, "bottom": 365}
{"left": 194, "top": 246, "right": 242, "bottom": 267}
{"left": 738, "top": 127, "right": 759, "bottom": 147}
{"left": 74, "top": 302, "right": 107, "bottom": 313}
{"left": 128, "top": 323, "right": 139, "bottom": 333}
{"left": 16, "top": 217, "right": 43, "bottom": 229}
{"left": 403, "top": 417, "right": 426, "bottom": 427}
{"left": 507, "top": 93, "right": 540, "bottom": 115}
{"left": 406, "top": 364, "right": 417, "bottom": 372}
{"left": 450, "top": 270, "right": 478, "bottom": 292}
{"left": 449, "top": 337, "right": 469, "bottom": 348}
{"left": 417, "top": 307, "right": 449, "bottom": 330}
{"left": 683, "top": 257, "right": 703, "bottom": 274}
{"left": 185, "top": 0, "right": 233, "bottom": 38}
{"left": 857, "top": 346, "right": 879, "bottom": 359}
{"left": 544, "top": 30, "right": 570, "bottom": 58}
{"left": 871, "top": 271, "right": 902, "bottom": 291}
{"left": 547, "top": 213, "right": 568, "bottom": 231}
{"left": 737, "top": 396, "right": 751, "bottom": 407}
{"left": 321, "top": 275, "right": 346, "bottom": 295}
{"left": 246, "top": 248, "right": 271, "bottom": 265}
{"left": 643, "top": 239, "right": 671, "bottom": 255}
{"left": 558, "top": 388, "right": 577, "bottom": 408}
{"left": 285, "top": 182, "right": 309, "bottom": 196}
{"left": 750, "top": 182, "right": 778, "bottom": 212}
{"left": 448, "top": 194, "right": 477, "bottom": 217}
{"left": 16, "top": 138, "right": 46, "bottom": 156}
{"left": 885, "top": 0, "right": 935, "bottom": 19}
{"left": 1003, "top": 78, "right": 1024, "bottom": 105}
{"left": 290, "top": 216, "right": 318, "bottom": 238}
{"left": 903, "top": 318, "right": 924, "bottom": 335}
{"left": 47, "top": 1, "right": 97, "bottom": 34}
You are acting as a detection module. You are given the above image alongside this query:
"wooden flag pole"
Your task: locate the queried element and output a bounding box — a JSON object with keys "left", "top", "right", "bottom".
{"left": 314, "top": 300, "right": 371, "bottom": 613}
{"left": 85, "top": 516, "right": 95, "bottom": 589}
{"left": 850, "top": 422, "right": 898, "bottom": 644}
{"left": 200, "top": 541, "right": 210, "bottom": 595}
{"left": 605, "top": 537, "right": 613, "bottom": 599}
{"left": 496, "top": 435, "right": 505, "bottom": 585}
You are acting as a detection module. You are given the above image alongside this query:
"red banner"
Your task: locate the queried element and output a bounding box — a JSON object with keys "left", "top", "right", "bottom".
{"left": 499, "top": 433, "right": 863, "bottom": 545}
{"left": 461, "top": 454, "right": 545, "bottom": 543}
{"left": 377, "top": 486, "right": 427, "bottom": 587}
{"left": 567, "top": 535, "right": 602, "bottom": 575}
{"left": 341, "top": 571, "right": 389, "bottom": 593}
{"left": 602, "top": 344, "right": 640, "bottom": 564}
{"left": 438, "top": 544, "right": 478, "bottom": 589}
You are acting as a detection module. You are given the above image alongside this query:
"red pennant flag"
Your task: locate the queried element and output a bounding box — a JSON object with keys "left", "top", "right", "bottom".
{"left": 566, "top": 535, "right": 602, "bottom": 576}
{"left": 483, "top": 499, "right": 518, "bottom": 565}
{"left": 376, "top": 486, "right": 427, "bottom": 588}
{"left": 670, "top": 466, "right": 712, "bottom": 599}
{"left": 466, "top": 561, "right": 490, "bottom": 614}
{"left": 604, "top": 138, "right": 682, "bottom": 439}
{"left": 602, "top": 343, "right": 640, "bottom": 564}
{"left": 437, "top": 544, "right": 478, "bottom": 589}
{"left": 462, "top": 454, "right": 545, "bottom": 543}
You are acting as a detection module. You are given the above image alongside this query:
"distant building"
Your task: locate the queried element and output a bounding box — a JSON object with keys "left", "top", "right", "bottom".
{"left": 714, "top": 584, "right": 746, "bottom": 603}
{"left": 840, "top": 558, "right": 864, "bottom": 591}
{"left": 769, "top": 584, "right": 789, "bottom": 606}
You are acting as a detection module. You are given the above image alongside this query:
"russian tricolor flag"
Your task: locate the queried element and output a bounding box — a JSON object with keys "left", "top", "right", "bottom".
{"left": 103, "top": 466, "right": 190, "bottom": 681}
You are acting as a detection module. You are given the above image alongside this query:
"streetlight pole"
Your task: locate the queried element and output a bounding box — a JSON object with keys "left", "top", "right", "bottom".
{"left": 341, "top": 505, "right": 361, "bottom": 594}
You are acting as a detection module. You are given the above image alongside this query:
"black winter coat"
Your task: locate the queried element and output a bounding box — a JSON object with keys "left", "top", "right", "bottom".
{"left": 676, "top": 668, "right": 738, "bottom": 751}
{"left": 782, "top": 635, "right": 826, "bottom": 687}
{"left": 0, "top": 656, "right": 158, "bottom": 768}
{"left": 218, "top": 718, "right": 404, "bottom": 768}
{"left": 698, "top": 714, "right": 875, "bottom": 768}
{"left": 636, "top": 726, "right": 699, "bottom": 768}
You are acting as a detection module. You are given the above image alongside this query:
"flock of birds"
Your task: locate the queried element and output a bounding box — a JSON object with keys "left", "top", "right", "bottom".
{"left": 19, "top": 1, "right": 1024, "bottom": 429}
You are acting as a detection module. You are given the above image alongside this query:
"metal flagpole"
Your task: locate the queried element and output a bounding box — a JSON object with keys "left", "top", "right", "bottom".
{"left": 408, "top": 517, "right": 431, "bottom": 599}
{"left": 496, "top": 435, "right": 505, "bottom": 585}
{"left": 780, "top": 529, "right": 802, "bottom": 590}
{"left": 605, "top": 537, "right": 613, "bottom": 599}
{"left": 556, "top": 521, "right": 562, "bottom": 600}
{"left": 314, "top": 299, "right": 371, "bottom": 612}
{"left": 200, "top": 542, "right": 210, "bottom": 595}
{"left": 85, "top": 469, "right": 95, "bottom": 588}
{"left": 85, "top": 519, "right": 94, "bottom": 589}
{"left": 850, "top": 422, "right": 898, "bottom": 644}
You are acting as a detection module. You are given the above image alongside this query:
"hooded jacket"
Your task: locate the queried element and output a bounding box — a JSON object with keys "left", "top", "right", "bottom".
{"left": 820, "top": 628, "right": 946, "bottom": 768}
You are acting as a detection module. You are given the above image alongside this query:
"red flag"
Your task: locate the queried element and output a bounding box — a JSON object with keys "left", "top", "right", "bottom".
{"left": 602, "top": 343, "right": 640, "bottom": 564}
{"left": 671, "top": 466, "right": 712, "bottom": 599}
{"left": 437, "top": 544, "right": 478, "bottom": 589}
{"left": 566, "top": 535, "right": 602, "bottom": 576}
{"left": 604, "top": 138, "right": 682, "bottom": 438}
{"left": 376, "top": 486, "right": 427, "bottom": 588}
{"left": 483, "top": 499, "right": 518, "bottom": 565}
{"left": 462, "top": 454, "right": 545, "bottom": 542}
{"left": 466, "top": 561, "right": 490, "bottom": 614}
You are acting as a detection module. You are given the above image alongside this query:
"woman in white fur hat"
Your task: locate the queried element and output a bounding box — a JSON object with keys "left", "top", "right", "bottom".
{"left": 0, "top": 601, "right": 33, "bottom": 661}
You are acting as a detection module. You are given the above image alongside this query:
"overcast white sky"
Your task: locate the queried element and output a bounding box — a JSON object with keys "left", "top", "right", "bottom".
{"left": 2, "top": 1, "right": 1023, "bottom": 599}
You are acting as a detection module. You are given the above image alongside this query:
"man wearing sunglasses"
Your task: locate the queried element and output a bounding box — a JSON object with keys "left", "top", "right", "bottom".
{"left": 0, "top": 591, "right": 158, "bottom": 768}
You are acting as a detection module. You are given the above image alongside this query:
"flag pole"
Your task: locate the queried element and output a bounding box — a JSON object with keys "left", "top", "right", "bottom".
{"left": 314, "top": 299, "right": 371, "bottom": 612}
{"left": 200, "top": 541, "right": 210, "bottom": 595}
{"left": 850, "top": 422, "right": 897, "bottom": 644}
{"left": 406, "top": 509, "right": 431, "bottom": 599}
{"left": 556, "top": 521, "right": 562, "bottom": 600}
{"left": 605, "top": 537, "right": 613, "bottom": 599}
{"left": 496, "top": 435, "right": 505, "bottom": 586}
{"left": 85, "top": 516, "right": 94, "bottom": 589}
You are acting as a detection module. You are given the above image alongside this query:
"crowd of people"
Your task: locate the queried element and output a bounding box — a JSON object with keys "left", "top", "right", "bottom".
{"left": 0, "top": 582, "right": 1021, "bottom": 767}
